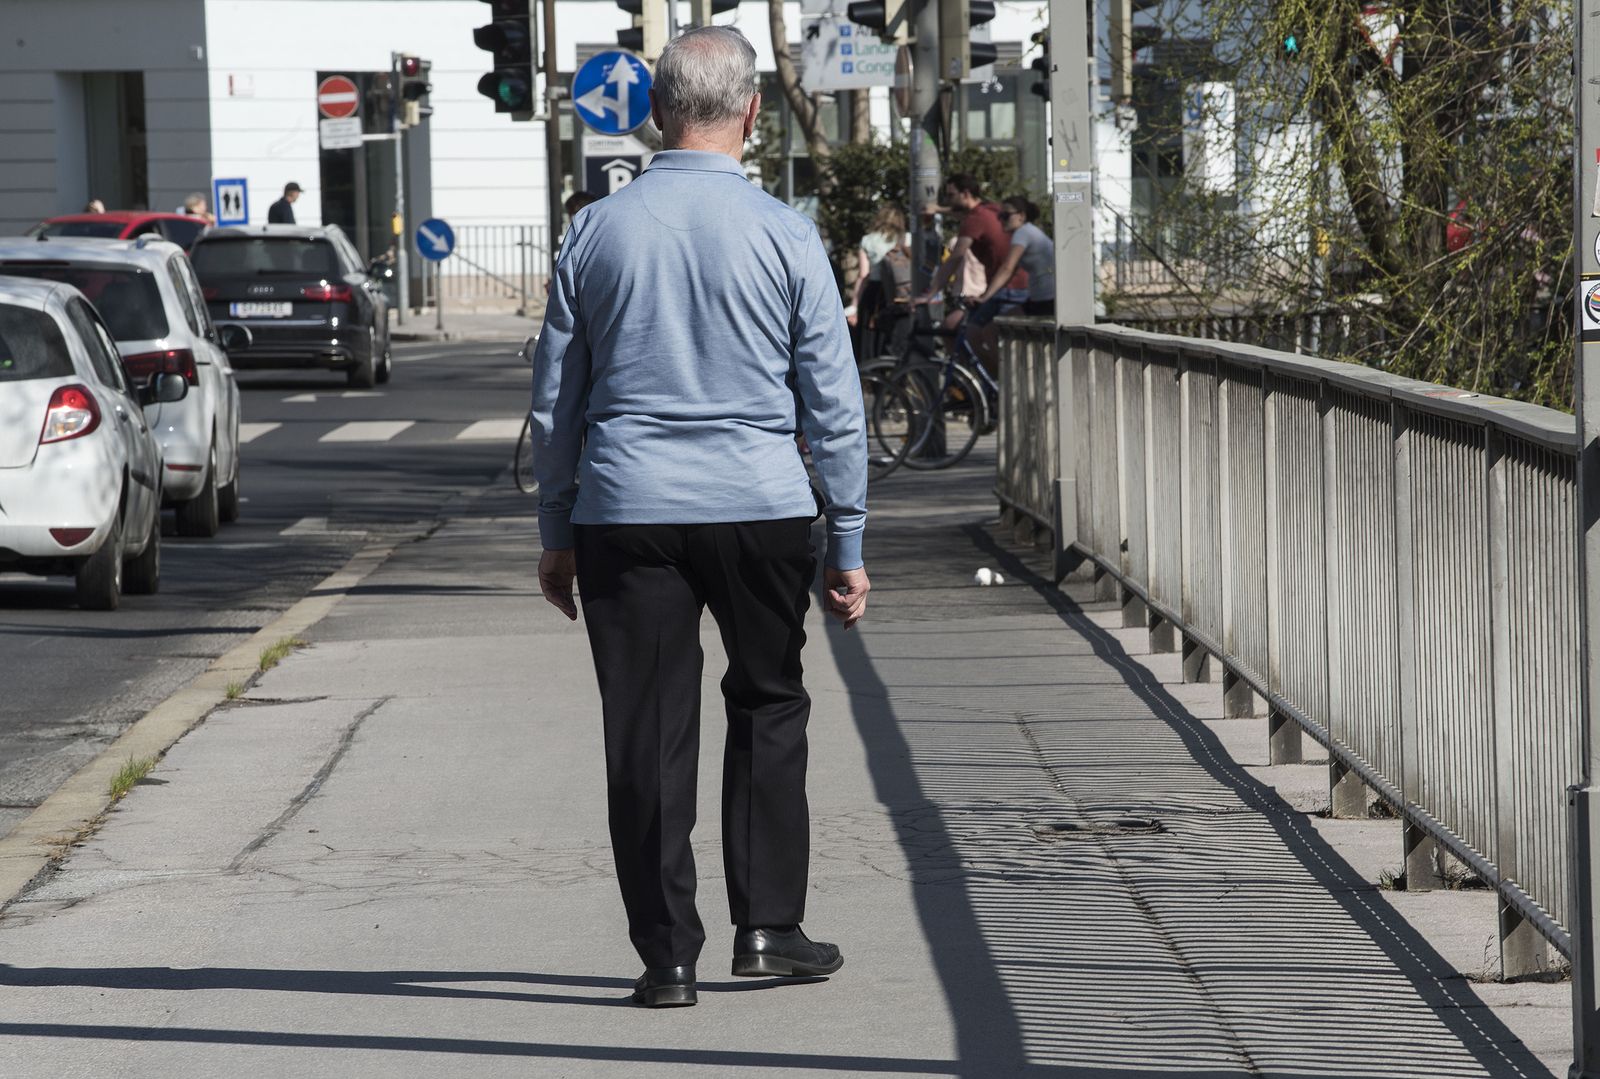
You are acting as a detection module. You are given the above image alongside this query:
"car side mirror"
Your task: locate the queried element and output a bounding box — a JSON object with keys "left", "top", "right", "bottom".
{"left": 140, "top": 372, "right": 188, "bottom": 406}
{"left": 218, "top": 323, "right": 253, "bottom": 352}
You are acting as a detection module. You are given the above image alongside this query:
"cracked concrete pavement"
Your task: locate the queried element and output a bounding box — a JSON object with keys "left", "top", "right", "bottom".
{"left": 0, "top": 455, "right": 1575, "bottom": 1077}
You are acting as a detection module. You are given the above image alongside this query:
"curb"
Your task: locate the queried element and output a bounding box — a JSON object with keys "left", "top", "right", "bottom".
{"left": 0, "top": 542, "right": 398, "bottom": 910}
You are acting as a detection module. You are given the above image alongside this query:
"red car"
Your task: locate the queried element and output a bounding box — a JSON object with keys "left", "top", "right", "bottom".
{"left": 29, "top": 211, "right": 209, "bottom": 250}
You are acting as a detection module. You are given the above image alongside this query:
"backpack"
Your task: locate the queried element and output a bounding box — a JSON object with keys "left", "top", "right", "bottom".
{"left": 876, "top": 244, "right": 913, "bottom": 306}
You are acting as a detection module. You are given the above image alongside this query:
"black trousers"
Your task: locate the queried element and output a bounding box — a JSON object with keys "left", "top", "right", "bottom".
{"left": 574, "top": 519, "right": 817, "bottom": 968}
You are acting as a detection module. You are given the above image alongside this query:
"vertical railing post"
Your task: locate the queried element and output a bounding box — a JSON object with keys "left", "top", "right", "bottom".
{"left": 1394, "top": 403, "right": 1444, "bottom": 890}
{"left": 1324, "top": 384, "right": 1366, "bottom": 816}
{"left": 1263, "top": 374, "right": 1302, "bottom": 763}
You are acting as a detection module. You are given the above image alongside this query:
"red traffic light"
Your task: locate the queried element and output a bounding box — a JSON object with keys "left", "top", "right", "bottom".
{"left": 401, "top": 55, "right": 422, "bottom": 77}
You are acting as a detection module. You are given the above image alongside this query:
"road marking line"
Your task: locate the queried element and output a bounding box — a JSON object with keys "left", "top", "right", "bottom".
{"left": 280, "top": 517, "right": 369, "bottom": 537}
{"left": 283, "top": 393, "right": 317, "bottom": 403}
{"left": 341, "top": 391, "right": 383, "bottom": 398}
{"left": 238, "top": 422, "right": 281, "bottom": 444}
{"left": 319, "top": 420, "right": 414, "bottom": 443}
{"left": 456, "top": 418, "right": 525, "bottom": 441}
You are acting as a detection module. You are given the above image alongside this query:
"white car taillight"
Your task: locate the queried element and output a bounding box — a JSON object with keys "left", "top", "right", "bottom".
{"left": 40, "top": 384, "right": 102, "bottom": 444}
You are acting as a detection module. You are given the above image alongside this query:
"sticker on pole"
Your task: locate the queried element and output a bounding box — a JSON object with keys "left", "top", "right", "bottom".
{"left": 572, "top": 51, "right": 652, "bottom": 135}
{"left": 1582, "top": 275, "right": 1600, "bottom": 343}
{"left": 317, "top": 75, "right": 360, "bottom": 119}
{"left": 415, "top": 218, "right": 455, "bottom": 262}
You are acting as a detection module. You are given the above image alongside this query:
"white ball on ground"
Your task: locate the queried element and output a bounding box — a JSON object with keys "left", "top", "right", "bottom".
{"left": 973, "top": 567, "right": 994, "bottom": 586}
{"left": 992, "top": 572, "right": 1005, "bottom": 585}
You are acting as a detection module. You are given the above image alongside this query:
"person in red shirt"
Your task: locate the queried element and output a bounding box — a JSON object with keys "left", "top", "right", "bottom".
{"left": 917, "top": 174, "right": 1026, "bottom": 371}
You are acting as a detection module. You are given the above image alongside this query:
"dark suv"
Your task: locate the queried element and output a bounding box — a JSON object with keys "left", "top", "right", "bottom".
{"left": 189, "top": 224, "right": 391, "bottom": 387}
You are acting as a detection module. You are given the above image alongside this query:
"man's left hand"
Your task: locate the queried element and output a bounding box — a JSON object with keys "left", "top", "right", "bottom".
{"left": 539, "top": 548, "right": 579, "bottom": 621}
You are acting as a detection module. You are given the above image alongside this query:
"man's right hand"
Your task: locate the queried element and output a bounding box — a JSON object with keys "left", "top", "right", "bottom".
{"left": 539, "top": 548, "right": 578, "bottom": 621}
{"left": 824, "top": 566, "right": 870, "bottom": 630}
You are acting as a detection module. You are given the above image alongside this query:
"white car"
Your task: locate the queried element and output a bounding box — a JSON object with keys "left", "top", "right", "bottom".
{"left": 0, "top": 236, "right": 244, "bottom": 537}
{"left": 0, "top": 276, "right": 186, "bottom": 609}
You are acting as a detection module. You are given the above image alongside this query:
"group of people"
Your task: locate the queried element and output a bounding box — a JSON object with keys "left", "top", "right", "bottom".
{"left": 77, "top": 181, "right": 303, "bottom": 225}
{"left": 847, "top": 174, "right": 1055, "bottom": 371}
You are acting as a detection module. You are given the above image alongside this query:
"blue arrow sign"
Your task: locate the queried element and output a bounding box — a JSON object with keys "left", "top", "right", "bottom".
{"left": 415, "top": 218, "right": 455, "bottom": 262}
{"left": 572, "top": 51, "right": 652, "bottom": 136}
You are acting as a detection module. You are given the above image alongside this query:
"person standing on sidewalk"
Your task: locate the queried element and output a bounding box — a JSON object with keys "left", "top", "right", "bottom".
{"left": 527, "top": 26, "right": 870, "bottom": 1009}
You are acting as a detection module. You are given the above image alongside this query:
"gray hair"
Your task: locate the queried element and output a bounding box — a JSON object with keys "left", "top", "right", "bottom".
{"left": 654, "top": 26, "right": 757, "bottom": 130}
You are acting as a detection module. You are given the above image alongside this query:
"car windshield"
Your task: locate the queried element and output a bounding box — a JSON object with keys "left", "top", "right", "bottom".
{"left": 191, "top": 238, "right": 339, "bottom": 276}
{"left": 0, "top": 265, "right": 168, "bottom": 342}
{"left": 0, "top": 303, "right": 73, "bottom": 382}
{"left": 37, "top": 220, "right": 125, "bottom": 239}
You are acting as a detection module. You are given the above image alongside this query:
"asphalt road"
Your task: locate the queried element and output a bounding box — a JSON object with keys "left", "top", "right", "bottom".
{"left": 0, "top": 340, "right": 534, "bottom": 839}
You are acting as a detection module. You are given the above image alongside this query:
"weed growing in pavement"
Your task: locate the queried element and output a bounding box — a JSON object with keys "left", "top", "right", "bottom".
{"left": 1377, "top": 867, "right": 1405, "bottom": 891}
{"left": 258, "top": 637, "right": 309, "bottom": 673}
{"left": 225, "top": 681, "right": 245, "bottom": 700}
{"left": 109, "top": 758, "right": 155, "bottom": 801}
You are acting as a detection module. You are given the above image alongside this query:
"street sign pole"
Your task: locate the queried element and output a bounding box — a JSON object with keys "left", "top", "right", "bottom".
{"left": 390, "top": 52, "right": 409, "bottom": 325}
{"left": 436, "top": 261, "right": 444, "bottom": 332}
{"left": 1573, "top": 3, "right": 1600, "bottom": 1075}
{"left": 908, "top": 0, "right": 940, "bottom": 296}
{"left": 543, "top": 0, "right": 564, "bottom": 278}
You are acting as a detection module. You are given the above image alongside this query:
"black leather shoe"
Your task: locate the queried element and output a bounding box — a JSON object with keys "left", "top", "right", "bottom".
{"left": 731, "top": 926, "right": 843, "bottom": 977}
{"left": 631, "top": 964, "right": 696, "bottom": 1007}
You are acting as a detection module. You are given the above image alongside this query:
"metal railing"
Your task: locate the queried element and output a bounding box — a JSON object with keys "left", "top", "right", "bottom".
{"left": 419, "top": 224, "right": 549, "bottom": 315}
{"left": 995, "top": 318, "right": 1581, "bottom": 974}
{"left": 996, "top": 318, "right": 1059, "bottom": 541}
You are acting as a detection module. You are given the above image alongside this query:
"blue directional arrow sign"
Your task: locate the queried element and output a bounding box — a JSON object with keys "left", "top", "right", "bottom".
{"left": 415, "top": 218, "right": 455, "bottom": 262}
{"left": 572, "top": 51, "right": 652, "bottom": 136}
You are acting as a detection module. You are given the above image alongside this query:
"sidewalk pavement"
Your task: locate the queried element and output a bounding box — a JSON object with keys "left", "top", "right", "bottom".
{"left": 388, "top": 308, "right": 541, "bottom": 344}
{"left": 0, "top": 451, "right": 1572, "bottom": 1077}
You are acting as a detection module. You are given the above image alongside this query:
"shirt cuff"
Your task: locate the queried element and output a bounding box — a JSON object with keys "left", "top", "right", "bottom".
{"left": 539, "top": 511, "right": 575, "bottom": 551}
{"left": 826, "top": 530, "right": 863, "bottom": 571}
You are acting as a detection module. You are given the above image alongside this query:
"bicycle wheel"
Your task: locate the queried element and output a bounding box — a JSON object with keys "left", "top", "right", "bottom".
{"left": 861, "top": 371, "right": 918, "bottom": 480}
{"left": 513, "top": 417, "right": 538, "bottom": 494}
{"left": 892, "top": 362, "right": 983, "bottom": 470}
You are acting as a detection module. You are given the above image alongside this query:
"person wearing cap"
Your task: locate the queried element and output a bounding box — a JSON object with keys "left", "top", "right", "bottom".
{"left": 268, "top": 183, "right": 302, "bottom": 225}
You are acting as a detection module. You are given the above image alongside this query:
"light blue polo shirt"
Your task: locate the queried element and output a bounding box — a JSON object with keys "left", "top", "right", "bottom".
{"left": 528, "top": 149, "right": 868, "bottom": 569}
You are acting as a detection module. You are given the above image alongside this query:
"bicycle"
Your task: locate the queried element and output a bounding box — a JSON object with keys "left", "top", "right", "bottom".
{"left": 514, "top": 336, "right": 537, "bottom": 494}
{"left": 862, "top": 302, "right": 1000, "bottom": 470}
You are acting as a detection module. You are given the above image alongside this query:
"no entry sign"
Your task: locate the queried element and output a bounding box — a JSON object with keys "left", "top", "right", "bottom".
{"left": 317, "top": 75, "right": 359, "bottom": 120}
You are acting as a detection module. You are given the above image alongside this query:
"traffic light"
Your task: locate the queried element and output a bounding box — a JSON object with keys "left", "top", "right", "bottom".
{"left": 474, "top": 0, "right": 535, "bottom": 121}
{"left": 1029, "top": 30, "right": 1049, "bottom": 101}
{"left": 616, "top": 0, "right": 668, "bottom": 62}
{"left": 399, "top": 55, "right": 432, "bottom": 127}
{"left": 844, "top": 0, "right": 910, "bottom": 46}
{"left": 939, "top": 0, "right": 997, "bottom": 81}
{"left": 687, "top": 0, "right": 740, "bottom": 28}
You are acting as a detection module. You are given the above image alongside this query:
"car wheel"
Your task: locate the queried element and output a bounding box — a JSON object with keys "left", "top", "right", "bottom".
{"left": 176, "top": 444, "right": 221, "bottom": 538}
{"left": 123, "top": 505, "right": 161, "bottom": 595}
{"left": 375, "top": 340, "right": 392, "bottom": 385}
{"left": 347, "top": 343, "right": 376, "bottom": 389}
{"left": 75, "top": 509, "right": 123, "bottom": 611}
{"left": 218, "top": 450, "right": 241, "bottom": 524}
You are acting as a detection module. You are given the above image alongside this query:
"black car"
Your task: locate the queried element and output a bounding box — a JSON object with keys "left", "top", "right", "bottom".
{"left": 190, "top": 224, "right": 391, "bottom": 387}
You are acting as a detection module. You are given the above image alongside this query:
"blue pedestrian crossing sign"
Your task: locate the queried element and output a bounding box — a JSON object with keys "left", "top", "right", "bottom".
{"left": 213, "top": 178, "right": 248, "bottom": 226}
{"left": 415, "top": 218, "right": 455, "bottom": 261}
{"left": 573, "top": 51, "right": 652, "bottom": 135}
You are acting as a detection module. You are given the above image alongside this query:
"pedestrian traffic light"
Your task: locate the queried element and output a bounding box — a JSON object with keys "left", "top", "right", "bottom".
{"left": 939, "top": 0, "right": 997, "bottom": 81}
{"left": 474, "top": 0, "right": 535, "bottom": 121}
{"left": 1029, "top": 30, "right": 1050, "bottom": 101}
{"left": 844, "top": 0, "right": 910, "bottom": 46}
{"left": 399, "top": 55, "right": 432, "bottom": 127}
{"left": 616, "top": 0, "right": 669, "bottom": 62}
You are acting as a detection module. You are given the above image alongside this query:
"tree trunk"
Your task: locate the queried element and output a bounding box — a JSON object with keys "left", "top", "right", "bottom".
{"left": 851, "top": 90, "right": 871, "bottom": 145}
{"left": 767, "top": 0, "right": 832, "bottom": 166}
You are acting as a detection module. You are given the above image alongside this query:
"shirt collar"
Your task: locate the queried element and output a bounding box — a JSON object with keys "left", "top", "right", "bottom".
{"left": 643, "top": 149, "right": 746, "bottom": 176}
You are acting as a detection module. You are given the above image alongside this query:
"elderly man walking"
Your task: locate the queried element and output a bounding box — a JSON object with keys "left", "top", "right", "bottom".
{"left": 527, "top": 27, "right": 870, "bottom": 1009}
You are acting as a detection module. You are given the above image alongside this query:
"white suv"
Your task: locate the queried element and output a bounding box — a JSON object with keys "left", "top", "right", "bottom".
{"left": 0, "top": 236, "right": 243, "bottom": 537}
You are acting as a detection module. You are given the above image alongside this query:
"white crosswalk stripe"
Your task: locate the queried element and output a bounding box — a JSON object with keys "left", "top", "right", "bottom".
{"left": 238, "top": 422, "right": 281, "bottom": 444}
{"left": 319, "top": 421, "right": 415, "bottom": 443}
{"left": 455, "top": 419, "right": 524, "bottom": 441}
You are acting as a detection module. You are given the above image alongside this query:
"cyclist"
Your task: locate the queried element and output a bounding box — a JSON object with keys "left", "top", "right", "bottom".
{"left": 915, "top": 174, "right": 1025, "bottom": 374}
{"left": 975, "top": 196, "right": 1054, "bottom": 321}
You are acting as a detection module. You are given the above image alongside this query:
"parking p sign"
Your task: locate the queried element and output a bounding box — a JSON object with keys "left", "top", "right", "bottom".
{"left": 213, "top": 178, "right": 248, "bottom": 226}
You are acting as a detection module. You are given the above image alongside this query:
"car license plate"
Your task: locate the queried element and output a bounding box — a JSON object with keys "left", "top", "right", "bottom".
{"left": 229, "top": 301, "right": 292, "bottom": 318}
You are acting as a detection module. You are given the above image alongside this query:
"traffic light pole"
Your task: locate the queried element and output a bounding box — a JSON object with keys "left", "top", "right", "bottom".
{"left": 542, "top": 0, "right": 564, "bottom": 278}
{"left": 1572, "top": 3, "right": 1600, "bottom": 1075}
{"left": 908, "top": 0, "right": 941, "bottom": 295}
{"left": 389, "top": 52, "right": 409, "bottom": 323}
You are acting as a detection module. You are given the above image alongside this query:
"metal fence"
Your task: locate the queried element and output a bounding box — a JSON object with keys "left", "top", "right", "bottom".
{"left": 995, "top": 319, "right": 1581, "bottom": 975}
{"left": 419, "top": 224, "right": 549, "bottom": 314}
